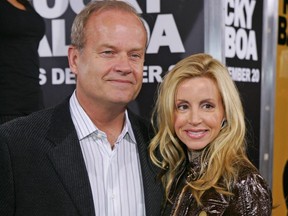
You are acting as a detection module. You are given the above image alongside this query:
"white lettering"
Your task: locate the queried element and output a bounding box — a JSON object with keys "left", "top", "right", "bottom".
{"left": 225, "top": 0, "right": 235, "bottom": 26}
{"left": 33, "top": 0, "right": 69, "bottom": 19}
{"left": 52, "top": 20, "right": 69, "bottom": 57}
{"left": 234, "top": 0, "right": 246, "bottom": 28}
{"left": 228, "top": 67, "right": 260, "bottom": 83}
{"left": 39, "top": 68, "right": 47, "bottom": 85}
{"left": 245, "top": 0, "right": 256, "bottom": 29}
{"left": 52, "top": 68, "right": 65, "bottom": 85}
{"left": 143, "top": 65, "right": 162, "bottom": 83}
{"left": 251, "top": 68, "right": 260, "bottom": 82}
{"left": 52, "top": 68, "right": 76, "bottom": 85}
{"left": 64, "top": 68, "right": 76, "bottom": 84}
{"left": 225, "top": 27, "right": 258, "bottom": 60}
{"left": 228, "top": 67, "right": 251, "bottom": 82}
{"left": 235, "top": 28, "right": 247, "bottom": 59}
{"left": 246, "top": 30, "right": 258, "bottom": 60}
{"left": 225, "top": 26, "right": 236, "bottom": 58}
{"left": 168, "top": 65, "right": 175, "bottom": 71}
{"left": 147, "top": 14, "right": 185, "bottom": 53}
{"left": 38, "top": 36, "right": 53, "bottom": 57}
{"left": 225, "top": 0, "right": 256, "bottom": 29}
{"left": 69, "top": 0, "right": 86, "bottom": 14}
{"left": 146, "top": 0, "right": 161, "bottom": 13}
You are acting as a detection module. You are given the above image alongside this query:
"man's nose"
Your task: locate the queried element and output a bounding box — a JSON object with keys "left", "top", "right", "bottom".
{"left": 114, "top": 54, "right": 132, "bottom": 75}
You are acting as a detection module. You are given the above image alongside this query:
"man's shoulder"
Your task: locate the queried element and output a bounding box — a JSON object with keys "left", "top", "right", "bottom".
{"left": 128, "top": 110, "right": 149, "bottom": 124}
{"left": 0, "top": 99, "right": 71, "bottom": 137}
{"left": 127, "top": 109, "right": 155, "bottom": 142}
{"left": 127, "top": 109, "right": 151, "bottom": 132}
{"left": 0, "top": 108, "right": 53, "bottom": 130}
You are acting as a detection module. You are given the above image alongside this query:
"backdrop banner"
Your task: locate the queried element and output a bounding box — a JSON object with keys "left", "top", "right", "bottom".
{"left": 34, "top": 0, "right": 204, "bottom": 119}
{"left": 34, "top": 0, "right": 263, "bottom": 168}
{"left": 224, "top": 0, "right": 263, "bottom": 167}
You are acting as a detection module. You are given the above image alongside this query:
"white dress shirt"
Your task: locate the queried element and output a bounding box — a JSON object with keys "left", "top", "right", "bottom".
{"left": 69, "top": 92, "right": 146, "bottom": 216}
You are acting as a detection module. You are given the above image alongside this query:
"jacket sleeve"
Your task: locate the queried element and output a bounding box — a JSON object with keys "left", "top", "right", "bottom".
{"left": 227, "top": 171, "right": 272, "bottom": 215}
{"left": 0, "top": 129, "right": 15, "bottom": 216}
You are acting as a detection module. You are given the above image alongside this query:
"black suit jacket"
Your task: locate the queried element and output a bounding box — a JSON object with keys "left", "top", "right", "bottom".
{"left": 0, "top": 99, "right": 163, "bottom": 216}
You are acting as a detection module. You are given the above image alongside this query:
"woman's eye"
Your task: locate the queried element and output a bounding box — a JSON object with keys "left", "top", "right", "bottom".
{"left": 202, "top": 103, "right": 214, "bottom": 109}
{"left": 177, "top": 104, "right": 188, "bottom": 111}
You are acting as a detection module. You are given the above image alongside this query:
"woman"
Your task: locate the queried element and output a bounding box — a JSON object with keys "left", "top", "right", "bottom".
{"left": 149, "top": 53, "right": 272, "bottom": 215}
{"left": 0, "top": 0, "right": 45, "bottom": 124}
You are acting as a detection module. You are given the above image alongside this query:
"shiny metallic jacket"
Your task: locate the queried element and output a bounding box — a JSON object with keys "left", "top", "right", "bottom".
{"left": 161, "top": 157, "right": 272, "bottom": 216}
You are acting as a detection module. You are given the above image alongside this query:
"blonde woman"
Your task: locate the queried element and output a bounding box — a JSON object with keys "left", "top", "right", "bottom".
{"left": 149, "top": 53, "right": 272, "bottom": 215}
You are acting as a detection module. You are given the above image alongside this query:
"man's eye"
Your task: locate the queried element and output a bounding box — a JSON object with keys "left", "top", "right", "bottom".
{"left": 132, "top": 54, "right": 140, "bottom": 58}
{"left": 99, "top": 50, "right": 115, "bottom": 57}
{"left": 103, "top": 51, "right": 113, "bottom": 55}
{"left": 130, "top": 53, "right": 142, "bottom": 60}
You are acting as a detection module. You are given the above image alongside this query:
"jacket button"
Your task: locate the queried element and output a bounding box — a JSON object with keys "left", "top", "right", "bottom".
{"left": 199, "top": 211, "right": 207, "bottom": 216}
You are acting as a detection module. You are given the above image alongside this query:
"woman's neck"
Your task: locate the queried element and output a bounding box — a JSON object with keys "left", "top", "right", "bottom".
{"left": 187, "top": 149, "right": 203, "bottom": 162}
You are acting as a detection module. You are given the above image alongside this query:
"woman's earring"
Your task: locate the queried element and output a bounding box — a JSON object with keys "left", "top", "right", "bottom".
{"left": 221, "top": 119, "right": 227, "bottom": 129}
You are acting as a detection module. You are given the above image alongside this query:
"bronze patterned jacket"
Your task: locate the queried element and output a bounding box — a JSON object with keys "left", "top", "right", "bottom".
{"left": 161, "top": 157, "right": 272, "bottom": 216}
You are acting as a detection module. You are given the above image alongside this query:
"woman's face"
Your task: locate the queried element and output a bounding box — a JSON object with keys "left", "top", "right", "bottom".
{"left": 174, "top": 77, "right": 225, "bottom": 151}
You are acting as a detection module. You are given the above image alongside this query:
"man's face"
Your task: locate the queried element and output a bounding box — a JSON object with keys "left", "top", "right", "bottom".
{"left": 69, "top": 9, "right": 147, "bottom": 109}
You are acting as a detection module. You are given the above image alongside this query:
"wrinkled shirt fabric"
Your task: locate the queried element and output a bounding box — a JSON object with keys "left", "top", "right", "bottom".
{"left": 161, "top": 156, "right": 272, "bottom": 216}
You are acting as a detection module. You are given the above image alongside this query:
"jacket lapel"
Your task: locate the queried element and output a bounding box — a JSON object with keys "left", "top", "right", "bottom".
{"left": 46, "top": 99, "right": 95, "bottom": 216}
{"left": 128, "top": 110, "right": 163, "bottom": 216}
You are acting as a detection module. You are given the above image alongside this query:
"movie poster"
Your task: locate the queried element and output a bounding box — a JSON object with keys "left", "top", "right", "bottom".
{"left": 33, "top": 0, "right": 204, "bottom": 119}
{"left": 224, "top": 0, "right": 263, "bottom": 167}
{"left": 34, "top": 0, "right": 265, "bottom": 169}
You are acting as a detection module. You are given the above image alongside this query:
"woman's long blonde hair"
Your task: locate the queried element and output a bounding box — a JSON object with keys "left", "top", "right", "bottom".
{"left": 149, "top": 53, "right": 255, "bottom": 205}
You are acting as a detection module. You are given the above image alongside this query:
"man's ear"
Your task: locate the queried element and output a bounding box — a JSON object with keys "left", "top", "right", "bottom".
{"left": 68, "top": 46, "right": 79, "bottom": 76}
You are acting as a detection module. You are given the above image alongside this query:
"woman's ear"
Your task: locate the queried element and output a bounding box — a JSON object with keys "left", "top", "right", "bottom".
{"left": 221, "top": 118, "right": 227, "bottom": 129}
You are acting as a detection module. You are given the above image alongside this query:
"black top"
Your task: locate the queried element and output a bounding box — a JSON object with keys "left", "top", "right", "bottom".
{"left": 0, "top": 0, "right": 45, "bottom": 115}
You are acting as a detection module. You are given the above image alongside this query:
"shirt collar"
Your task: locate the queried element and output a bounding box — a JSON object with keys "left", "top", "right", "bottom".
{"left": 70, "top": 91, "right": 97, "bottom": 140}
{"left": 125, "top": 111, "right": 136, "bottom": 144}
{"left": 69, "top": 91, "right": 136, "bottom": 143}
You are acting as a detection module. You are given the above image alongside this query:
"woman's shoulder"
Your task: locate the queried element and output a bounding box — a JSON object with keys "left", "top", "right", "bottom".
{"left": 233, "top": 161, "right": 270, "bottom": 192}
{"left": 227, "top": 163, "right": 272, "bottom": 216}
{"left": 236, "top": 162, "right": 266, "bottom": 183}
{"left": 228, "top": 162, "right": 272, "bottom": 215}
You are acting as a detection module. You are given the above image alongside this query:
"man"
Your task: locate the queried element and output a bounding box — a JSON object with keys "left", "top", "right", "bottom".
{"left": 0, "top": 1, "right": 163, "bottom": 215}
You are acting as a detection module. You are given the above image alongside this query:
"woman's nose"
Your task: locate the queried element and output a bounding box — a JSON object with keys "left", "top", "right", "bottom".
{"left": 188, "top": 109, "right": 202, "bottom": 125}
